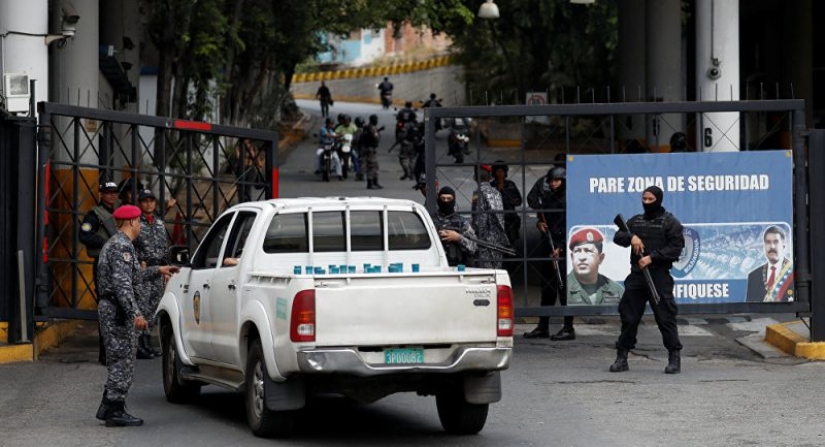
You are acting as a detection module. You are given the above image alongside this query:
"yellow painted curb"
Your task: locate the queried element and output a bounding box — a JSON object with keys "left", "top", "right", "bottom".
{"left": 765, "top": 321, "right": 825, "bottom": 359}
{"left": 292, "top": 56, "right": 452, "bottom": 84}
{"left": 0, "top": 343, "right": 33, "bottom": 363}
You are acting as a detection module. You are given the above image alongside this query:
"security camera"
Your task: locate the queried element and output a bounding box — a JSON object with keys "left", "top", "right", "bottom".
{"left": 62, "top": 3, "right": 80, "bottom": 24}
{"left": 706, "top": 66, "right": 722, "bottom": 80}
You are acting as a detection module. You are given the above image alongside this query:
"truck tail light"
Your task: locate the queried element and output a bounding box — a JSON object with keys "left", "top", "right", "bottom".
{"left": 497, "top": 285, "right": 514, "bottom": 337}
{"left": 290, "top": 289, "right": 316, "bottom": 342}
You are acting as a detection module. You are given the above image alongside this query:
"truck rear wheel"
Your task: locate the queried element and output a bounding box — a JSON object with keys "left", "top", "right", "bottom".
{"left": 161, "top": 324, "right": 201, "bottom": 403}
{"left": 436, "top": 389, "right": 489, "bottom": 435}
{"left": 245, "top": 339, "right": 297, "bottom": 438}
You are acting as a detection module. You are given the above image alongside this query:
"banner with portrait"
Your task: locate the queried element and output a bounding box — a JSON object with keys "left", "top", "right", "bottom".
{"left": 566, "top": 150, "right": 794, "bottom": 304}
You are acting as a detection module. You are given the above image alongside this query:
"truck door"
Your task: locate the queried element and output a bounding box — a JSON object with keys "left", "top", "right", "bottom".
{"left": 210, "top": 211, "right": 258, "bottom": 364}
{"left": 182, "top": 212, "right": 235, "bottom": 360}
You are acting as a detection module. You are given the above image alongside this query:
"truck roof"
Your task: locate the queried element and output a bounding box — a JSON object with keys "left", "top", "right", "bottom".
{"left": 230, "top": 197, "right": 425, "bottom": 212}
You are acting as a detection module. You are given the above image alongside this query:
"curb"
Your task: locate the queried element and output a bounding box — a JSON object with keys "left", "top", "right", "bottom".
{"left": 765, "top": 321, "right": 825, "bottom": 359}
{"left": 292, "top": 55, "right": 452, "bottom": 84}
{"left": 0, "top": 320, "right": 82, "bottom": 364}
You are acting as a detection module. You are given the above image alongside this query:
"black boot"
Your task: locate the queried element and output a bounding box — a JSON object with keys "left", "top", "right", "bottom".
{"left": 523, "top": 326, "right": 550, "bottom": 339}
{"left": 367, "top": 180, "right": 374, "bottom": 189}
{"left": 143, "top": 334, "right": 161, "bottom": 357}
{"left": 609, "top": 348, "right": 629, "bottom": 372}
{"left": 665, "top": 350, "right": 681, "bottom": 374}
{"left": 371, "top": 176, "right": 383, "bottom": 189}
{"left": 105, "top": 401, "right": 144, "bottom": 427}
{"left": 550, "top": 326, "right": 576, "bottom": 341}
{"left": 136, "top": 335, "right": 154, "bottom": 360}
{"left": 96, "top": 392, "right": 111, "bottom": 421}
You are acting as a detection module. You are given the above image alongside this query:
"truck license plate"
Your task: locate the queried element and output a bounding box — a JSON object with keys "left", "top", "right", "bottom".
{"left": 384, "top": 348, "right": 424, "bottom": 364}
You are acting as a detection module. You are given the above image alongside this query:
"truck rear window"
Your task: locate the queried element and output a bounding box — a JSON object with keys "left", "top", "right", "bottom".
{"left": 262, "top": 210, "right": 431, "bottom": 253}
{"left": 263, "top": 213, "right": 308, "bottom": 253}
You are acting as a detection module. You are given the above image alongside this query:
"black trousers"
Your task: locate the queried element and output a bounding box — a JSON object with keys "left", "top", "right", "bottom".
{"left": 616, "top": 269, "right": 682, "bottom": 351}
{"left": 537, "top": 246, "right": 572, "bottom": 330}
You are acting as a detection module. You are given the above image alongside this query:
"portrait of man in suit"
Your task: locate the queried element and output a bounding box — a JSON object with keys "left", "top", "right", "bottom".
{"left": 746, "top": 225, "right": 794, "bottom": 302}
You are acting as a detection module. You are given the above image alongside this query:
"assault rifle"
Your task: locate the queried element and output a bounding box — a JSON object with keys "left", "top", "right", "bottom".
{"left": 538, "top": 214, "right": 564, "bottom": 289}
{"left": 613, "top": 214, "right": 660, "bottom": 306}
{"left": 438, "top": 224, "right": 516, "bottom": 257}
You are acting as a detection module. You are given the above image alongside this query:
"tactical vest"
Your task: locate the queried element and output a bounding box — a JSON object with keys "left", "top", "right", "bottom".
{"left": 434, "top": 213, "right": 469, "bottom": 267}
{"left": 628, "top": 212, "right": 672, "bottom": 270}
{"left": 87, "top": 205, "right": 116, "bottom": 258}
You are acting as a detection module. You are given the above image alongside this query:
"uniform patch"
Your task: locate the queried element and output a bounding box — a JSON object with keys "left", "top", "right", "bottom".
{"left": 81, "top": 222, "right": 92, "bottom": 232}
{"left": 123, "top": 252, "right": 131, "bottom": 262}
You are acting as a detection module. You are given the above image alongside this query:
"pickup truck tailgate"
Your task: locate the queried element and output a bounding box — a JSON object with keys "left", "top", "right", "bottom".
{"left": 313, "top": 272, "right": 499, "bottom": 347}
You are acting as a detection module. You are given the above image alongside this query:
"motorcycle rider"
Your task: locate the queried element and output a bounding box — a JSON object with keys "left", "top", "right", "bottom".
{"left": 334, "top": 114, "right": 358, "bottom": 180}
{"left": 315, "top": 118, "right": 343, "bottom": 181}
{"left": 378, "top": 77, "right": 394, "bottom": 109}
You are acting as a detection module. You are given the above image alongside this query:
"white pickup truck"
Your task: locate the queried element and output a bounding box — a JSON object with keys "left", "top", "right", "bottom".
{"left": 157, "top": 197, "right": 513, "bottom": 437}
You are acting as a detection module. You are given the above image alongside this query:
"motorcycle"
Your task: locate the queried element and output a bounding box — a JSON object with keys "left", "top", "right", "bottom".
{"left": 319, "top": 143, "right": 335, "bottom": 182}
{"left": 447, "top": 118, "right": 471, "bottom": 163}
{"left": 380, "top": 91, "right": 392, "bottom": 109}
{"left": 339, "top": 133, "right": 353, "bottom": 179}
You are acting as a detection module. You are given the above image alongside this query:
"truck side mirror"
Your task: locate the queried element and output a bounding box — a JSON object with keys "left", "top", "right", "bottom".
{"left": 168, "top": 245, "right": 190, "bottom": 266}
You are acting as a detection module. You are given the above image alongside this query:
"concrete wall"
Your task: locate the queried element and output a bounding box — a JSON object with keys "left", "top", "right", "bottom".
{"left": 291, "top": 65, "right": 466, "bottom": 107}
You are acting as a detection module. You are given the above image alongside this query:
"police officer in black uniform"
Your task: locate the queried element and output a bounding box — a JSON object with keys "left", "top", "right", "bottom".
{"left": 431, "top": 187, "right": 477, "bottom": 266}
{"left": 610, "top": 185, "right": 685, "bottom": 374}
{"left": 80, "top": 181, "right": 120, "bottom": 364}
{"left": 524, "top": 166, "right": 574, "bottom": 340}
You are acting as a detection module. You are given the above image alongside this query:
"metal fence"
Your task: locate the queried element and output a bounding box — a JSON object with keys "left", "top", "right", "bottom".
{"left": 0, "top": 110, "right": 37, "bottom": 343}
{"left": 422, "top": 99, "right": 816, "bottom": 320}
{"left": 35, "top": 103, "right": 278, "bottom": 320}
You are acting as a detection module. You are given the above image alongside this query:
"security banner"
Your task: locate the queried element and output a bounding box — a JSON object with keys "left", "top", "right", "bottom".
{"left": 566, "top": 151, "right": 794, "bottom": 304}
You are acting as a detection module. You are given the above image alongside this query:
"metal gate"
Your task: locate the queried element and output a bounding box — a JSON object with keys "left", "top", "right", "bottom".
{"left": 0, "top": 110, "right": 37, "bottom": 343}
{"left": 422, "top": 99, "right": 821, "bottom": 322}
{"left": 35, "top": 103, "right": 279, "bottom": 320}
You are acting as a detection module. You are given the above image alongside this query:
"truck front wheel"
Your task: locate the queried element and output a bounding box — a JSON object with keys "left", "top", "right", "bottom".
{"left": 161, "top": 324, "right": 201, "bottom": 403}
{"left": 245, "top": 339, "right": 297, "bottom": 438}
{"left": 436, "top": 389, "right": 489, "bottom": 435}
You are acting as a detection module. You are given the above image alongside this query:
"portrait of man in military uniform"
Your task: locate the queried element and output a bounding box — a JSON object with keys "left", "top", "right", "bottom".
{"left": 566, "top": 227, "right": 624, "bottom": 305}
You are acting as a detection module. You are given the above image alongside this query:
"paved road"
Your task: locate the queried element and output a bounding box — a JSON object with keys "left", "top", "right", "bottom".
{"left": 2, "top": 318, "right": 822, "bottom": 447}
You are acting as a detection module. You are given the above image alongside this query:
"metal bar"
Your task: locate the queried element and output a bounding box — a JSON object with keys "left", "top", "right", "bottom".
{"left": 17, "top": 251, "right": 28, "bottom": 342}
{"left": 34, "top": 111, "right": 50, "bottom": 311}
{"left": 186, "top": 132, "right": 195, "bottom": 253}
{"left": 791, "top": 109, "right": 811, "bottom": 314}
{"left": 515, "top": 301, "right": 810, "bottom": 317}
{"left": 424, "top": 107, "right": 437, "bottom": 216}
{"left": 425, "top": 100, "right": 805, "bottom": 120}
{"left": 38, "top": 102, "right": 278, "bottom": 141}
{"left": 809, "top": 130, "right": 825, "bottom": 341}
{"left": 72, "top": 118, "right": 80, "bottom": 307}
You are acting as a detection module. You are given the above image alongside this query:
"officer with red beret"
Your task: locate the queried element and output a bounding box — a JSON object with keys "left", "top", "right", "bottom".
{"left": 95, "top": 205, "right": 179, "bottom": 427}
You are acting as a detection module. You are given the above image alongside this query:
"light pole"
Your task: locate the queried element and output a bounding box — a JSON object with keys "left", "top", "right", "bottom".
{"left": 477, "top": 0, "right": 521, "bottom": 103}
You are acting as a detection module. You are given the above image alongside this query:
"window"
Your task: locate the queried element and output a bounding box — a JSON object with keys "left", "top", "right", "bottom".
{"left": 388, "top": 211, "right": 430, "bottom": 251}
{"left": 350, "top": 211, "right": 383, "bottom": 251}
{"left": 191, "top": 214, "right": 234, "bottom": 269}
{"left": 223, "top": 212, "right": 257, "bottom": 265}
{"left": 263, "top": 213, "right": 308, "bottom": 253}
{"left": 313, "top": 212, "right": 346, "bottom": 252}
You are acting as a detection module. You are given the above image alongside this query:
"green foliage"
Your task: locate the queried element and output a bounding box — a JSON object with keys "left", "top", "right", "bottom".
{"left": 143, "top": 0, "right": 618, "bottom": 125}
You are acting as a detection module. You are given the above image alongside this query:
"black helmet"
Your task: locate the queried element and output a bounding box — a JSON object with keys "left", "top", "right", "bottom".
{"left": 404, "top": 101, "right": 412, "bottom": 108}
{"left": 325, "top": 117, "right": 334, "bottom": 126}
{"left": 429, "top": 93, "right": 436, "bottom": 99}
{"left": 368, "top": 114, "right": 378, "bottom": 125}
{"left": 354, "top": 117, "right": 365, "bottom": 127}
{"left": 549, "top": 166, "right": 566, "bottom": 180}
{"left": 491, "top": 160, "right": 508, "bottom": 174}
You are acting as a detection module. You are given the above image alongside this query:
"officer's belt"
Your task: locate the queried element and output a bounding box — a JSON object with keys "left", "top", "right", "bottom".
{"left": 143, "top": 259, "right": 168, "bottom": 267}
